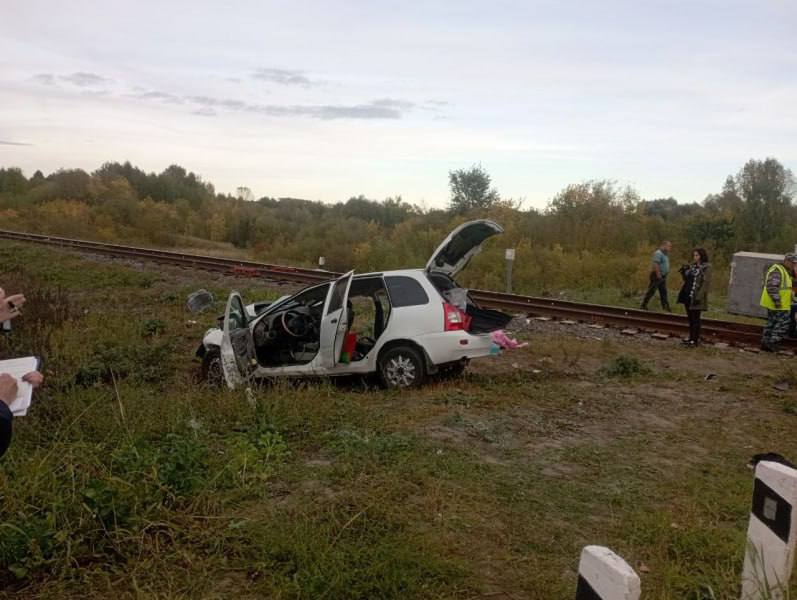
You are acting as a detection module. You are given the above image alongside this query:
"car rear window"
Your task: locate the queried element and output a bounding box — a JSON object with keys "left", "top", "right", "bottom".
{"left": 385, "top": 275, "right": 429, "bottom": 307}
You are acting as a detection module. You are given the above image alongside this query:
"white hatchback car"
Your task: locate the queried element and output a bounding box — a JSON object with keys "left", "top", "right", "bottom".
{"left": 198, "top": 219, "right": 512, "bottom": 389}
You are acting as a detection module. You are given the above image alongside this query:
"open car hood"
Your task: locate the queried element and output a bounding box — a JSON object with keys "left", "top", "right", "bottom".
{"left": 426, "top": 219, "right": 504, "bottom": 278}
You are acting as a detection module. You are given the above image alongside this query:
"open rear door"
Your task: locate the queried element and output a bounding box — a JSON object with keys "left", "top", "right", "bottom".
{"left": 220, "top": 292, "right": 256, "bottom": 389}
{"left": 317, "top": 271, "right": 354, "bottom": 370}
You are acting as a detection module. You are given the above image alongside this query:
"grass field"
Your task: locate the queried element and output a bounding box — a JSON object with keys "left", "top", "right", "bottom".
{"left": 1, "top": 242, "right": 796, "bottom": 599}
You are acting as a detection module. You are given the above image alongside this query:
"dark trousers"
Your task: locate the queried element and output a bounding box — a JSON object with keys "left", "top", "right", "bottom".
{"left": 763, "top": 310, "right": 791, "bottom": 347}
{"left": 642, "top": 273, "right": 670, "bottom": 310}
{"left": 686, "top": 309, "right": 702, "bottom": 342}
{"left": 790, "top": 304, "right": 797, "bottom": 338}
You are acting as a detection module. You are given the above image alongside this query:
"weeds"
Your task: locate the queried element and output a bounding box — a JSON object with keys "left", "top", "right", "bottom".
{"left": 601, "top": 354, "right": 651, "bottom": 378}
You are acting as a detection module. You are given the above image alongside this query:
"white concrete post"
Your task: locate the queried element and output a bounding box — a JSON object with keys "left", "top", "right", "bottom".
{"left": 318, "top": 256, "right": 326, "bottom": 268}
{"left": 505, "top": 248, "right": 515, "bottom": 294}
{"left": 576, "top": 546, "right": 641, "bottom": 600}
{"left": 741, "top": 460, "right": 797, "bottom": 599}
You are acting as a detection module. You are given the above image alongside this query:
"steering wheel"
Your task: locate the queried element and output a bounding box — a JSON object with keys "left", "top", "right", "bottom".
{"left": 281, "top": 309, "right": 309, "bottom": 338}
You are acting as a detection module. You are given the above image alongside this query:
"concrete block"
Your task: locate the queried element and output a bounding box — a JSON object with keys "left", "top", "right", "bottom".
{"left": 741, "top": 460, "right": 797, "bottom": 599}
{"left": 728, "top": 252, "right": 784, "bottom": 318}
{"left": 576, "top": 545, "right": 641, "bottom": 600}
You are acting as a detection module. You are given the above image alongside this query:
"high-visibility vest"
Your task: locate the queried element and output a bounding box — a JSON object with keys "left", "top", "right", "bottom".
{"left": 760, "top": 264, "right": 792, "bottom": 311}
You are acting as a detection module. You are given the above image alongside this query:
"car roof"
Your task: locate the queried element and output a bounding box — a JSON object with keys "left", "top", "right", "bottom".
{"left": 354, "top": 268, "right": 424, "bottom": 279}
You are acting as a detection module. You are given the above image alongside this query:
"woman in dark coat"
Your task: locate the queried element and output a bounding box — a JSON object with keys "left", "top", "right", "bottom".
{"left": 677, "top": 248, "right": 711, "bottom": 346}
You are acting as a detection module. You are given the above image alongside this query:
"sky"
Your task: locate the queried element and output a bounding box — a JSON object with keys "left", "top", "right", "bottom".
{"left": 1, "top": 0, "right": 796, "bottom": 209}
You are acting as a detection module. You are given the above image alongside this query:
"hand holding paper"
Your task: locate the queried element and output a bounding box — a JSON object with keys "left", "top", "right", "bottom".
{"left": 22, "top": 371, "right": 44, "bottom": 388}
{"left": 0, "top": 374, "right": 18, "bottom": 406}
{"left": 0, "top": 357, "right": 41, "bottom": 416}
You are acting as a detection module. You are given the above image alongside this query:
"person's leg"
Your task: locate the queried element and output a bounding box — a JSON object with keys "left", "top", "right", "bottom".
{"left": 770, "top": 311, "right": 791, "bottom": 347}
{"left": 762, "top": 310, "right": 776, "bottom": 348}
{"left": 762, "top": 310, "right": 789, "bottom": 350}
{"left": 789, "top": 305, "right": 797, "bottom": 338}
{"left": 685, "top": 309, "right": 698, "bottom": 343}
{"left": 641, "top": 273, "right": 657, "bottom": 309}
{"left": 693, "top": 310, "right": 702, "bottom": 343}
{"left": 658, "top": 276, "right": 671, "bottom": 311}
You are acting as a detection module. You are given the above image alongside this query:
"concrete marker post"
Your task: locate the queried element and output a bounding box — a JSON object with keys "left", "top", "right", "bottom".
{"left": 741, "top": 460, "right": 797, "bottom": 599}
{"left": 505, "top": 248, "right": 515, "bottom": 294}
{"left": 575, "top": 545, "right": 641, "bottom": 600}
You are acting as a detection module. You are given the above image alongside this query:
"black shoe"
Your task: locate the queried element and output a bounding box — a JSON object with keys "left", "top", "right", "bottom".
{"left": 761, "top": 343, "right": 777, "bottom": 353}
{"left": 681, "top": 339, "right": 696, "bottom": 347}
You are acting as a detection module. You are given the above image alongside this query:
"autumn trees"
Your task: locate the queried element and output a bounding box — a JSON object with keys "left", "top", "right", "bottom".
{"left": 0, "top": 157, "right": 795, "bottom": 294}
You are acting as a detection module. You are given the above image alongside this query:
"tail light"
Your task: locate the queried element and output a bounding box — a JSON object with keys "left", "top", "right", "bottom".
{"left": 443, "top": 303, "right": 470, "bottom": 331}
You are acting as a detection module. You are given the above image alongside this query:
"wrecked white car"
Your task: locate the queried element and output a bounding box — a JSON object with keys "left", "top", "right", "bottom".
{"left": 196, "top": 219, "right": 512, "bottom": 389}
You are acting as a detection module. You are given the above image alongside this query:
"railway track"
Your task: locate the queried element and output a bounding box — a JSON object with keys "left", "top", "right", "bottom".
{"left": 1, "top": 228, "right": 793, "bottom": 351}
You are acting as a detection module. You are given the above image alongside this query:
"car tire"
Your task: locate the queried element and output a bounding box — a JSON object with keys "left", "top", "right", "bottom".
{"left": 201, "top": 347, "right": 224, "bottom": 386}
{"left": 378, "top": 345, "right": 426, "bottom": 389}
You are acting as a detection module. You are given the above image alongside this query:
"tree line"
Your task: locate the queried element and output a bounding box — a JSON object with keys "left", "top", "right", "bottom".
{"left": 0, "top": 159, "right": 794, "bottom": 301}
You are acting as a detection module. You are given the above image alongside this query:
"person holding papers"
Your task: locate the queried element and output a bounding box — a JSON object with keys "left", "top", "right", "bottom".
{"left": 0, "top": 371, "right": 42, "bottom": 457}
{"left": 0, "top": 286, "right": 44, "bottom": 458}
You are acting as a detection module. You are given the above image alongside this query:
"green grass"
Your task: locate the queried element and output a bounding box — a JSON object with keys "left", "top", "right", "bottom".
{"left": 1, "top": 241, "right": 796, "bottom": 599}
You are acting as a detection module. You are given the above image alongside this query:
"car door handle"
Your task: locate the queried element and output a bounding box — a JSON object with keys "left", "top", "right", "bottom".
{"left": 330, "top": 318, "right": 338, "bottom": 324}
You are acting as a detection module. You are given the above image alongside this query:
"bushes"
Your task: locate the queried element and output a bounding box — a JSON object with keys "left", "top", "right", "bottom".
{"left": 601, "top": 354, "right": 651, "bottom": 378}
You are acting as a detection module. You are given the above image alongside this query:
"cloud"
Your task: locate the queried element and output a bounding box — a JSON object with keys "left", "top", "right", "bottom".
{"left": 181, "top": 94, "right": 415, "bottom": 120}
{"left": 32, "top": 73, "right": 56, "bottom": 85}
{"left": 31, "top": 71, "right": 418, "bottom": 121}
{"left": 371, "top": 98, "right": 415, "bottom": 111}
{"left": 244, "top": 98, "right": 414, "bottom": 120}
{"left": 251, "top": 68, "right": 318, "bottom": 87}
{"left": 188, "top": 95, "right": 247, "bottom": 110}
{"left": 0, "top": 140, "right": 33, "bottom": 146}
{"left": 60, "top": 72, "right": 112, "bottom": 87}
{"left": 132, "top": 90, "right": 184, "bottom": 104}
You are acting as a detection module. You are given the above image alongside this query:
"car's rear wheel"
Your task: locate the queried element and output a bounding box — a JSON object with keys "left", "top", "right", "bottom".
{"left": 379, "top": 345, "right": 425, "bottom": 389}
{"left": 201, "top": 348, "right": 224, "bottom": 386}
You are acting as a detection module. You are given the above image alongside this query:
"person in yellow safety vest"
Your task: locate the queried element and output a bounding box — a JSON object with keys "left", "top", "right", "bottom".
{"left": 760, "top": 252, "right": 796, "bottom": 352}
{"left": 789, "top": 259, "right": 797, "bottom": 339}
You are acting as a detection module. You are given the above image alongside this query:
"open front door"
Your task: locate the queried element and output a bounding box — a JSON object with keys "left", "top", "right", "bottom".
{"left": 317, "top": 270, "right": 354, "bottom": 370}
{"left": 220, "top": 292, "right": 256, "bottom": 389}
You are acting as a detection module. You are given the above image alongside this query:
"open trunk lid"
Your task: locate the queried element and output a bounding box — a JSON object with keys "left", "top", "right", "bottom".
{"left": 426, "top": 219, "right": 504, "bottom": 279}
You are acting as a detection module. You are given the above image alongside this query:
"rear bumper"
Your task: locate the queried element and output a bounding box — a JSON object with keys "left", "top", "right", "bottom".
{"left": 414, "top": 331, "right": 495, "bottom": 365}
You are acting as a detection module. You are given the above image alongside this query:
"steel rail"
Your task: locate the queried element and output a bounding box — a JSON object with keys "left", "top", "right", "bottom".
{"left": 1, "top": 228, "right": 791, "bottom": 350}
{"left": 467, "top": 289, "right": 782, "bottom": 346}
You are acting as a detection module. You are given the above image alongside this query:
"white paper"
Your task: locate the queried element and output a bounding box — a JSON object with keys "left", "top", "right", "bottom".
{"left": 0, "top": 356, "right": 38, "bottom": 416}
